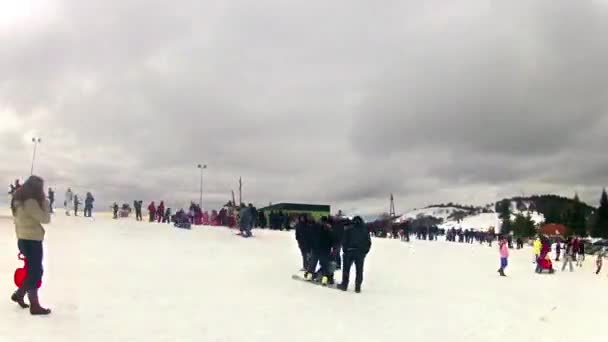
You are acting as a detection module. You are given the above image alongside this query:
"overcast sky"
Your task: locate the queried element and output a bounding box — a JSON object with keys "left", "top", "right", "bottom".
{"left": 1, "top": 0, "right": 607, "bottom": 215}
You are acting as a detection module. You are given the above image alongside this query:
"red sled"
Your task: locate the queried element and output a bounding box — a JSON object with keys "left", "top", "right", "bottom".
{"left": 14, "top": 253, "right": 42, "bottom": 289}
{"left": 536, "top": 258, "right": 555, "bottom": 274}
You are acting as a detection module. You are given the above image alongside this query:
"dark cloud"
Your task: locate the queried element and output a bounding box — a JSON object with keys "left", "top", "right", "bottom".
{"left": 1, "top": 0, "right": 607, "bottom": 213}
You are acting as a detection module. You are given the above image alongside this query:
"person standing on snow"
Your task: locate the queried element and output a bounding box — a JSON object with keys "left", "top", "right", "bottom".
{"left": 47, "top": 188, "right": 55, "bottom": 213}
{"left": 238, "top": 203, "right": 253, "bottom": 237}
{"left": 562, "top": 237, "right": 575, "bottom": 272}
{"left": 533, "top": 237, "right": 541, "bottom": 263}
{"left": 555, "top": 241, "right": 562, "bottom": 261}
{"left": 64, "top": 188, "right": 74, "bottom": 216}
{"left": 306, "top": 217, "right": 334, "bottom": 285}
{"left": 339, "top": 216, "right": 371, "bottom": 293}
{"left": 133, "top": 200, "right": 143, "bottom": 221}
{"left": 577, "top": 240, "right": 585, "bottom": 267}
{"left": 84, "top": 192, "right": 94, "bottom": 217}
{"left": 157, "top": 201, "right": 165, "bottom": 223}
{"left": 10, "top": 175, "right": 52, "bottom": 315}
{"left": 498, "top": 236, "right": 509, "bottom": 277}
{"left": 148, "top": 201, "right": 156, "bottom": 222}
{"left": 112, "top": 202, "right": 119, "bottom": 219}
{"left": 73, "top": 194, "right": 81, "bottom": 216}
{"left": 295, "top": 215, "right": 311, "bottom": 271}
{"left": 595, "top": 251, "right": 603, "bottom": 275}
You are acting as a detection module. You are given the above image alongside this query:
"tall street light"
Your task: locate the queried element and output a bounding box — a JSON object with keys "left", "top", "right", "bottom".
{"left": 31, "top": 137, "right": 41, "bottom": 175}
{"left": 197, "top": 164, "right": 207, "bottom": 208}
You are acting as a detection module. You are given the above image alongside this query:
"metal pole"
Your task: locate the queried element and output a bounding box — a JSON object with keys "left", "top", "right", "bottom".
{"left": 30, "top": 138, "right": 40, "bottom": 175}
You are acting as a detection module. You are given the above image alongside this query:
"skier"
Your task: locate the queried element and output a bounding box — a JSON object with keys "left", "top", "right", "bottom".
{"left": 561, "top": 237, "right": 575, "bottom": 272}
{"left": 595, "top": 251, "right": 603, "bottom": 275}
{"left": 339, "top": 216, "right": 371, "bottom": 293}
{"left": 84, "top": 192, "right": 94, "bottom": 217}
{"left": 295, "top": 215, "right": 311, "bottom": 271}
{"left": 498, "top": 236, "right": 509, "bottom": 277}
{"left": 47, "top": 188, "right": 55, "bottom": 213}
{"left": 148, "top": 202, "right": 156, "bottom": 222}
{"left": 64, "top": 188, "right": 74, "bottom": 216}
{"left": 10, "top": 175, "right": 52, "bottom": 315}
{"left": 73, "top": 194, "right": 81, "bottom": 216}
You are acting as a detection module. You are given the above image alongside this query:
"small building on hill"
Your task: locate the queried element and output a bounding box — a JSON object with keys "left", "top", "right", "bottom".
{"left": 259, "top": 203, "right": 331, "bottom": 222}
{"left": 539, "top": 223, "right": 568, "bottom": 236}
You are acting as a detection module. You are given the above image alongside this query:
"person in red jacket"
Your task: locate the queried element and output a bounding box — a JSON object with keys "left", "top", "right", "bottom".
{"left": 157, "top": 201, "right": 165, "bottom": 223}
{"left": 148, "top": 201, "right": 156, "bottom": 222}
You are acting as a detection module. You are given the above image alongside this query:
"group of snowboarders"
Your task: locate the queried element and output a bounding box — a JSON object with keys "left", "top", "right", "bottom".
{"left": 295, "top": 215, "right": 371, "bottom": 293}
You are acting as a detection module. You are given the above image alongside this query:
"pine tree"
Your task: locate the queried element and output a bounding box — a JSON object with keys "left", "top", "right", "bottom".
{"left": 497, "top": 199, "right": 512, "bottom": 234}
{"left": 568, "top": 194, "right": 587, "bottom": 237}
{"left": 524, "top": 212, "right": 537, "bottom": 237}
{"left": 513, "top": 212, "right": 537, "bottom": 238}
{"left": 593, "top": 189, "right": 608, "bottom": 238}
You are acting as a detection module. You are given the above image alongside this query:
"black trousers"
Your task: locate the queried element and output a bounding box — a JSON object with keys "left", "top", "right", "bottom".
{"left": 18, "top": 239, "right": 44, "bottom": 290}
{"left": 299, "top": 246, "right": 309, "bottom": 269}
{"left": 307, "top": 250, "right": 331, "bottom": 277}
{"left": 342, "top": 251, "right": 366, "bottom": 288}
{"left": 84, "top": 207, "right": 93, "bottom": 217}
{"left": 135, "top": 209, "right": 142, "bottom": 221}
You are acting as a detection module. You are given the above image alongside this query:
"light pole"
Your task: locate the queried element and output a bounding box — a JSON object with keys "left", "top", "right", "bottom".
{"left": 31, "top": 137, "right": 41, "bottom": 175}
{"left": 197, "top": 164, "right": 207, "bottom": 208}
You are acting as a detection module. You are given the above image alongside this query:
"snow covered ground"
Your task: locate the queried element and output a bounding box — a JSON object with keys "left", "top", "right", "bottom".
{"left": 1, "top": 210, "right": 607, "bottom": 342}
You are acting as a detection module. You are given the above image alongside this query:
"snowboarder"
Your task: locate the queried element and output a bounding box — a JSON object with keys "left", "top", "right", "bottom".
{"left": 64, "top": 188, "right": 74, "bottom": 216}
{"left": 148, "top": 202, "right": 156, "bottom": 222}
{"left": 84, "top": 192, "right": 94, "bottom": 217}
{"left": 47, "top": 188, "right": 54, "bottom": 213}
{"left": 339, "top": 216, "right": 371, "bottom": 293}
{"left": 498, "top": 236, "right": 509, "bottom": 277}
{"left": 10, "top": 175, "right": 52, "bottom": 315}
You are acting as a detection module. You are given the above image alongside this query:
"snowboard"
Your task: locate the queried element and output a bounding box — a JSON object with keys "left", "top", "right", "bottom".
{"left": 291, "top": 274, "right": 339, "bottom": 290}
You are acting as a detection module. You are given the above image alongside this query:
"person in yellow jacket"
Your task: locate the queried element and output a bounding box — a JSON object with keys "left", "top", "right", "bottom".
{"left": 11, "top": 175, "right": 52, "bottom": 315}
{"left": 533, "top": 237, "right": 542, "bottom": 263}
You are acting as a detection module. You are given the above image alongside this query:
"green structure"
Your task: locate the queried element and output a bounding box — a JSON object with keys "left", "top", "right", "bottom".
{"left": 259, "top": 203, "right": 331, "bottom": 222}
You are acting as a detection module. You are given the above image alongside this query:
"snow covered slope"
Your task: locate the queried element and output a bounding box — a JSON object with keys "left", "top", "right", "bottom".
{"left": 398, "top": 203, "right": 545, "bottom": 231}
{"left": 3, "top": 210, "right": 605, "bottom": 342}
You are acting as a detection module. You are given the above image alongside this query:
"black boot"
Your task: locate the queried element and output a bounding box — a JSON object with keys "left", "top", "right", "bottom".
{"left": 27, "top": 289, "right": 51, "bottom": 316}
{"left": 337, "top": 283, "right": 347, "bottom": 291}
{"left": 498, "top": 268, "right": 506, "bottom": 277}
{"left": 355, "top": 285, "right": 361, "bottom": 293}
{"left": 11, "top": 288, "right": 29, "bottom": 309}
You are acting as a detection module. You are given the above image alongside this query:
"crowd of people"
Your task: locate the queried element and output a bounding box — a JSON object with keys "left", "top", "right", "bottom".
{"left": 295, "top": 215, "right": 371, "bottom": 293}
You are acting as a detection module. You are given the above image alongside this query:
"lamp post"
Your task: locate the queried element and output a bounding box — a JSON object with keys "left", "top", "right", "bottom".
{"left": 31, "top": 137, "right": 41, "bottom": 175}
{"left": 197, "top": 164, "right": 207, "bottom": 208}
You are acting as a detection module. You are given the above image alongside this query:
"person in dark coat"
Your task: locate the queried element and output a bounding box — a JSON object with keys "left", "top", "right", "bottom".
{"left": 47, "top": 188, "right": 55, "bottom": 213}
{"left": 148, "top": 202, "right": 156, "bottom": 222}
{"left": 73, "top": 195, "right": 81, "bottom": 216}
{"left": 157, "top": 201, "right": 165, "bottom": 223}
{"left": 295, "top": 215, "right": 311, "bottom": 271}
{"left": 305, "top": 217, "right": 335, "bottom": 285}
{"left": 133, "top": 200, "right": 143, "bottom": 221}
{"left": 112, "top": 202, "right": 119, "bottom": 219}
{"left": 332, "top": 218, "right": 345, "bottom": 270}
{"left": 339, "top": 216, "right": 372, "bottom": 293}
{"left": 84, "top": 192, "right": 94, "bottom": 217}
{"left": 164, "top": 208, "right": 172, "bottom": 224}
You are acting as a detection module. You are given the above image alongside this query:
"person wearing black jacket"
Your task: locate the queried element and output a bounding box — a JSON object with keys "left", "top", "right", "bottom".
{"left": 295, "top": 215, "right": 310, "bottom": 271}
{"left": 332, "top": 218, "right": 345, "bottom": 270}
{"left": 305, "top": 217, "right": 335, "bottom": 285}
{"left": 339, "top": 216, "right": 372, "bottom": 293}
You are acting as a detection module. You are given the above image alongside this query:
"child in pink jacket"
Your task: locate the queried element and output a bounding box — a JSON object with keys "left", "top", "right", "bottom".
{"left": 498, "top": 236, "right": 509, "bottom": 277}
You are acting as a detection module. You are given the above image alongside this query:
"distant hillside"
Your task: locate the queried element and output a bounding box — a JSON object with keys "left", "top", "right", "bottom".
{"left": 499, "top": 195, "right": 595, "bottom": 224}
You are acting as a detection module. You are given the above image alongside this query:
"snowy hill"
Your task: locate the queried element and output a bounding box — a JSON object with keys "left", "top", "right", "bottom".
{"left": 397, "top": 202, "right": 545, "bottom": 231}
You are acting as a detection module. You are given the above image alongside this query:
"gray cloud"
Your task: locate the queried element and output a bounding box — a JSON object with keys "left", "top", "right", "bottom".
{"left": 1, "top": 0, "right": 608, "bottom": 214}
